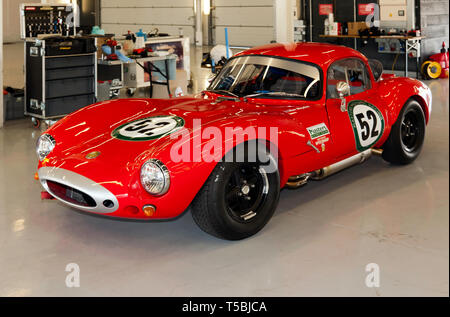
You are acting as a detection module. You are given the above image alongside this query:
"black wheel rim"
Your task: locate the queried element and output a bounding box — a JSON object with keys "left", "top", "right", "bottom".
{"left": 225, "top": 164, "right": 269, "bottom": 223}
{"left": 401, "top": 110, "right": 421, "bottom": 153}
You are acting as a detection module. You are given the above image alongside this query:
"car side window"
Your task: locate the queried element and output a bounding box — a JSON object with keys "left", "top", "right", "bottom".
{"left": 327, "top": 58, "right": 372, "bottom": 98}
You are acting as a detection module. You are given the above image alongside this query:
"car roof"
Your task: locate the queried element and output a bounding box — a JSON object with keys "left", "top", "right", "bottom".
{"left": 235, "top": 42, "right": 368, "bottom": 68}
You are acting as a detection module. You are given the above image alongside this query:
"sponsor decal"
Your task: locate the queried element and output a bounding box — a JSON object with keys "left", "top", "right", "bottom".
{"left": 112, "top": 115, "right": 185, "bottom": 141}
{"left": 307, "top": 123, "right": 330, "bottom": 152}
{"left": 315, "top": 135, "right": 330, "bottom": 152}
{"left": 348, "top": 100, "right": 385, "bottom": 152}
{"left": 307, "top": 123, "right": 330, "bottom": 140}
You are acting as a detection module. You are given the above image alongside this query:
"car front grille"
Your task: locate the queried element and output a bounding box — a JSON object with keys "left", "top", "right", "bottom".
{"left": 46, "top": 180, "right": 97, "bottom": 208}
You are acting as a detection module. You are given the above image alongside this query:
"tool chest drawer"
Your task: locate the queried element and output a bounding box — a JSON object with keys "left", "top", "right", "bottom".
{"left": 46, "top": 66, "right": 95, "bottom": 80}
{"left": 45, "top": 55, "right": 95, "bottom": 69}
{"left": 45, "top": 77, "right": 95, "bottom": 99}
{"left": 45, "top": 94, "right": 96, "bottom": 118}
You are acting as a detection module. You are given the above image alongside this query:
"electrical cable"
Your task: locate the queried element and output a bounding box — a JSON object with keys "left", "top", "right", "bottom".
{"left": 392, "top": 53, "right": 400, "bottom": 71}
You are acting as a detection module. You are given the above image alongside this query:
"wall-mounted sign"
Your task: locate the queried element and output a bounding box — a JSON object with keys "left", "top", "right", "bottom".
{"left": 319, "top": 4, "right": 333, "bottom": 16}
{"left": 358, "top": 3, "right": 375, "bottom": 16}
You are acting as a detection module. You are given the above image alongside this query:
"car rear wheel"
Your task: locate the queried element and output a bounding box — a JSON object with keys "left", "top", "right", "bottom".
{"left": 191, "top": 151, "right": 280, "bottom": 240}
{"left": 382, "top": 99, "right": 426, "bottom": 165}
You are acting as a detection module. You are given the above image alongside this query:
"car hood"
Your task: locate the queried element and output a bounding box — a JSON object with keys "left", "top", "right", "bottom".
{"left": 41, "top": 96, "right": 281, "bottom": 173}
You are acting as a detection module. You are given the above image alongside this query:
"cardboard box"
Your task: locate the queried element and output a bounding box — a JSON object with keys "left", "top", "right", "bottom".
{"left": 348, "top": 22, "right": 368, "bottom": 36}
{"left": 87, "top": 35, "right": 114, "bottom": 58}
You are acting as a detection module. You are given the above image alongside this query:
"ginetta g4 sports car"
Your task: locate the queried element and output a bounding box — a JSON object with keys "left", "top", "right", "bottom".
{"left": 36, "top": 43, "right": 432, "bottom": 240}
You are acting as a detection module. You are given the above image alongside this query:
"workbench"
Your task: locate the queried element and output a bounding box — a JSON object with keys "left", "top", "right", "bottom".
{"left": 123, "top": 54, "right": 177, "bottom": 98}
{"left": 319, "top": 35, "right": 425, "bottom": 78}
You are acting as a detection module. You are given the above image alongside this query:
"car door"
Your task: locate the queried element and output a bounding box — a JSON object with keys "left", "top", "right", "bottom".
{"left": 255, "top": 59, "right": 336, "bottom": 173}
{"left": 325, "top": 58, "right": 385, "bottom": 160}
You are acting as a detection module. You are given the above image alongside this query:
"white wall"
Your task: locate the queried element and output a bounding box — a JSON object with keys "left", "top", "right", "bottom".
{"left": 100, "top": 0, "right": 195, "bottom": 42}
{"left": 99, "top": 0, "right": 295, "bottom": 47}
{"left": 2, "top": 0, "right": 41, "bottom": 43}
{"left": 214, "top": 0, "right": 275, "bottom": 47}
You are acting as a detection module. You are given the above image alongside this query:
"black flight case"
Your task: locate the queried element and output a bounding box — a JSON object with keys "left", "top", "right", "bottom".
{"left": 24, "top": 36, "right": 97, "bottom": 127}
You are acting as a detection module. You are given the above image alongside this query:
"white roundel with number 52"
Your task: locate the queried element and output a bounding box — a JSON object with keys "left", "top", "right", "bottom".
{"left": 347, "top": 101, "right": 385, "bottom": 152}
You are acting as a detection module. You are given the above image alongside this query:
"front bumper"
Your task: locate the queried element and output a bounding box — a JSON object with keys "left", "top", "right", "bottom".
{"left": 38, "top": 167, "right": 119, "bottom": 214}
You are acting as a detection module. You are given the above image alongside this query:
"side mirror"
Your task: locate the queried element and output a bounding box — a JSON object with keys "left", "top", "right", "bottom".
{"left": 336, "top": 81, "right": 350, "bottom": 112}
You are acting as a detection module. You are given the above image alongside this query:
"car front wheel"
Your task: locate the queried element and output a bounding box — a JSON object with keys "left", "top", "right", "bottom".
{"left": 191, "top": 152, "right": 280, "bottom": 240}
{"left": 382, "top": 99, "right": 426, "bottom": 165}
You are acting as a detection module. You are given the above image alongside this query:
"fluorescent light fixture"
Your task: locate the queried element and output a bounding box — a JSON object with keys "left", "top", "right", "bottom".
{"left": 203, "top": 0, "right": 210, "bottom": 15}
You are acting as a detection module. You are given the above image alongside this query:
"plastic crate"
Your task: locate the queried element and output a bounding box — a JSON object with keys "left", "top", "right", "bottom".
{"left": 3, "top": 88, "right": 25, "bottom": 121}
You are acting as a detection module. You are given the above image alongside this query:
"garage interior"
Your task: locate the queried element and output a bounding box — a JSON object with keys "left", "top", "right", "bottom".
{"left": 0, "top": 0, "right": 448, "bottom": 297}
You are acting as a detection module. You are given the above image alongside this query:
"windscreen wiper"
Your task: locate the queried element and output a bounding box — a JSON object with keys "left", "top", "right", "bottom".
{"left": 205, "top": 89, "right": 240, "bottom": 98}
{"left": 211, "top": 96, "right": 241, "bottom": 104}
{"left": 243, "top": 91, "right": 305, "bottom": 101}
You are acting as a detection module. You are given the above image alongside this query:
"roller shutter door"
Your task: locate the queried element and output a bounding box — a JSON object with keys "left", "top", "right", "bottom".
{"left": 213, "top": 0, "right": 274, "bottom": 47}
{"left": 101, "top": 0, "right": 195, "bottom": 43}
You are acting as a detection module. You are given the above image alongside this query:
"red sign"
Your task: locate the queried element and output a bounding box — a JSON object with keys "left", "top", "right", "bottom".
{"left": 319, "top": 4, "right": 333, "bottom": 16}
{"left": 358, "top": 3, "right": 375, "bottom": 16}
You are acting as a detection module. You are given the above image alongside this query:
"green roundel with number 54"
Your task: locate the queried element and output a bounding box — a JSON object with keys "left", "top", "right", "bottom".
{"left": 348, "top": 100, "right": 385, "bottom": 152}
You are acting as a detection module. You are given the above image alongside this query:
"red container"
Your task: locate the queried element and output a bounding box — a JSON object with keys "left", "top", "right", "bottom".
{"left": 429, "top": 42, "right": 449, "bottom": 78}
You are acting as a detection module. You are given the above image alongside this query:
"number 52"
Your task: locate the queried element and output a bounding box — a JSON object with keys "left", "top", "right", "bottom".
{"left": 356, "top": 110, "right": 379, "bottom": 141}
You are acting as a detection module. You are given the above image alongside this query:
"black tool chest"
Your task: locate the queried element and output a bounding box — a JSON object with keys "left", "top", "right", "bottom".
{"left": 25, "top": 37, "right": 97, "bottom": 120}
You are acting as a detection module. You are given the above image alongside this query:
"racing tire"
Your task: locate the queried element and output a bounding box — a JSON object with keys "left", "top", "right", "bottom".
{"left": 382, "top": 99, "right": 426, "bottom": 165}
{"left": 191, "top": 149, "right": 280, "bottom": 240}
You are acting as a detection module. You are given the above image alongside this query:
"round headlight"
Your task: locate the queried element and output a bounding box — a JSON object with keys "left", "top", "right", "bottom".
{"left": 36, "top": 134, "right": 56, "bottom": 161}
{"left": 140, "top": 159, "right": 170, "bottom": 196}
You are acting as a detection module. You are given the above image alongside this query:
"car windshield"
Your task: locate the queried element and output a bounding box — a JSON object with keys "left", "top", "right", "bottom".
{"left": 208, "top": 55, "right": 321, "bottom": 100}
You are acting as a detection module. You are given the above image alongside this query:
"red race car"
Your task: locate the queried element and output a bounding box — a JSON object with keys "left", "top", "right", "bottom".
{"left": 36, "top": 43, "right": 432, "bottom": 240}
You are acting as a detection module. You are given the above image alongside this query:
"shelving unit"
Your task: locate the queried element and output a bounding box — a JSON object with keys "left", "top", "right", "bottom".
{"left": 319, "top": 34, "right": 424, "bottom": 78}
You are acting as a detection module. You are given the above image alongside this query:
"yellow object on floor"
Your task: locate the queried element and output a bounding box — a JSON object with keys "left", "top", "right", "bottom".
{"left": 422, "top": 60, "right": 442, "bottom": 79}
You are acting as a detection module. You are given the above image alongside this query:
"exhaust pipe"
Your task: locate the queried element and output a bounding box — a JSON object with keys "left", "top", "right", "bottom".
{"left": 285, "top": 149, "right": 373, "bottom": 188}
{"left": 372, "top": 148, "right": 383, "bottom": 156}
{"left": 311, "top": 149, "right": 372, "bottom": 180}
{"left": 286, "top": 174, "right": 310, "bottom": 189}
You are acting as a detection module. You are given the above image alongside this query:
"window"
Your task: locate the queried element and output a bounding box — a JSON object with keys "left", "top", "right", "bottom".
{"left": 368, "top": 59, "right": 383, "bottom": 81}
{"left": 327, "top": 58, "right": 372, "bottom": 98}
{"left": 209, "top": 55, "right": 322, "bottom": 100}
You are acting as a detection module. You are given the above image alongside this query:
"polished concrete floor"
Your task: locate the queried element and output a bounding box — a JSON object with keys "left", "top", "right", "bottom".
{"left": 0, "top": 43, "right": 448, "bottom": 297}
